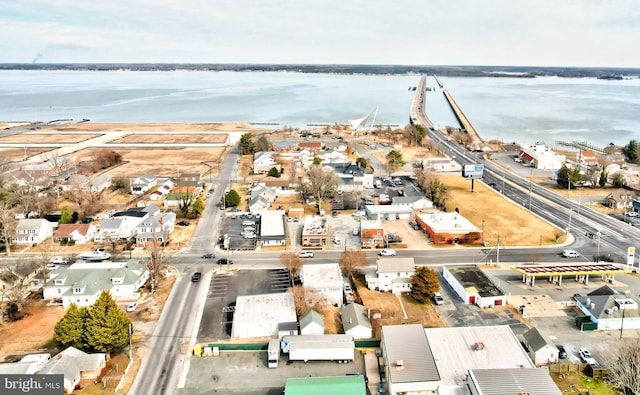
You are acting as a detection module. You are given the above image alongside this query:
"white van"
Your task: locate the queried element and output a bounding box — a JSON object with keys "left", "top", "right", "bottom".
{"left": 333, "top": 237, "right": 342, "bottom": 245}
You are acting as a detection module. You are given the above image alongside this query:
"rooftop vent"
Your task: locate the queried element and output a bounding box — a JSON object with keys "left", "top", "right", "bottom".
{"left": 474, "top": 342, "right": 485, "bottom": 351}
{"left": 395, "top": 360, "right": 404, "bottom": 367}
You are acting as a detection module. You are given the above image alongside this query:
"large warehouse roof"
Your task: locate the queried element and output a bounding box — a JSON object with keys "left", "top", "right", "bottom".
{"left": 232, "top": 292, "right": 296, "bottom": 339}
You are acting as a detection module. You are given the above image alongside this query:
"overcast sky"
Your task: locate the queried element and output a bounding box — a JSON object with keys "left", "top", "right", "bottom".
{"left": 1, "top": 0, "right": 638, "bottom": 67}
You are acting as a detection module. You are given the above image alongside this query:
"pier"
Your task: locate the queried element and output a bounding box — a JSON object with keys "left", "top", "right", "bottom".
{"left": 442, "top": 90, "right": 484, "bottom": 148}
{"left": 434, "top": 75, "right": 444, "bottom": 88}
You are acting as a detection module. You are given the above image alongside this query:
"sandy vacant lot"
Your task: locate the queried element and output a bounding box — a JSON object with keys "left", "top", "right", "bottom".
{"left": 0, "top": 133, "right": 102, "bottom": 144}
{"left": 77, "top": 146, "right": 227, "bottom": 178}
{"left": 111, "top": 133, "right": 228, "bottom": 144}
{"left": 0, "top": 147, "right": 51, "bottom": 162}
{"left": 51, "top": 122, "right": 257, "bottom": 133}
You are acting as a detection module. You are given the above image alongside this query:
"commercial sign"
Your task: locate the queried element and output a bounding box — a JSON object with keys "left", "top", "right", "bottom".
{"left": 462, "top": 163, "right": 484, "bottom": 180}
{"left": 627, "top": 247, "right": 635, "bottom": 267}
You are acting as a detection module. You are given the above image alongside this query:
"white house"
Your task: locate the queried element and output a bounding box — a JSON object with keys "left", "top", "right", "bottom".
{"left": 391, "top": 195, "right": 433, "bottom": 210}
{"left": 300, "top": 263, "right": 344, "bottom": 307}
{"left": 523, "top": 327, "right": 559, "bottom": 366}
{"left": 130, "top": 173, "right": 157, "bottom": 195}
{"left": 253, "top": 151, "right": 281, "bottom": 174}
{"left": 62, "top": 174, "right": 112, "bottom": 193}
{"left": 299, "top": 309, "right": 325, "bottom": 335}
{"left": 135, "top": 212, "right": 176, "bottom": 245}
{"left": 94, "top": 218, "right": 127, "bottom": 242}
{"left": 341, "top": 303, "right": 372, "bottom": 339}
{"left": 53, "top": 224, "right": 96, "bottom": 244}
{"left": 40, "top": 347, "right": 106, "bottom": 394}
{"left": 366, "top": 257, "right": 415, "bottom": 294}
{"left": 14, "top": 218, "right": 55, "bottom": 245}
{"left": 43, "top": 260, "right": 149, "bottom": 308}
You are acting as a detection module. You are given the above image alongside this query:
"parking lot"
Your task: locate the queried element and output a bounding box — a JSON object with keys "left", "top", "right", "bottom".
{"left": 221, "top": 213, "right": 259, "bottom": 250}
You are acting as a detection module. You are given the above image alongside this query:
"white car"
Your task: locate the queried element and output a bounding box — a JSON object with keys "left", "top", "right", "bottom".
{"left": 298, "top": 251, "right": 314, "bottom": 258}
{"left": 45, "top": 263, "right": 59, "bottom": 271}
{"left": 333, "top": 237, "right": 342, "bottom": 245}
{"left": 626, "top": 211, "right": 639, "bottom": 217}
{"left": 49, "top": 256, "right": 68, "bottom": 264}
{"left": 379, "top": 248, "right": 396, "bottom": 256}
{"left": 126, "top": 302, "right": 138, "bottom": 312}
{"left": 243, "top": 233, "right": 257, "bottom": 239}
{"left": 433, "top": 292, "right": 445, "bottom": 305}
{"left": 579, "top": 348, "right": 597, "bottom": 365}
{"left": 562, "top": 249, "right": 579, "bottom": 258}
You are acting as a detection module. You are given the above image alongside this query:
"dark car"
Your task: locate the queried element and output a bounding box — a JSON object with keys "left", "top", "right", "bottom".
{"left": 176, "top": 220, "right": 190, "bottom": 227}
{"left": 409, "top": 221, "right": 421, "bottom": 230}
{"left": 201, "top": 253, "right": 215, "bottom": 259}
{"left": 557, "top": 345, "right": 567, "bottom": 359}
{"left": 217, "top": 258, "right": 234, "bottom": 265}
{"left": 191, "top": 272, "right": 202, "bottom": 282}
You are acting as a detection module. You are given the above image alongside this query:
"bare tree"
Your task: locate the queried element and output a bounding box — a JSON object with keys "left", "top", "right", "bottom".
{"left": 289, "top": 286, "right": 310, "bottom": 316}
{"left": 0, "top": 258, "right": 39, "bottom": 321}
{"left": 280, "top": 252, "right": 303, "bottom": 287}
{"left": 416, "top": 169, "right": 450, "bottom": 208}
{"left": 339, "top": 249, "right": 368, "bottom": 280}
{"left": 0, "top": 201, "right": 17, "bottom": 256}
{"left": 301, "top": 166, "right": 341, "bottom": 206}
{"left": 144, "top": 221, "right": 171, "bottom": 314}
{"left": 603, "top": 336, "right": 640, "bottom": 395}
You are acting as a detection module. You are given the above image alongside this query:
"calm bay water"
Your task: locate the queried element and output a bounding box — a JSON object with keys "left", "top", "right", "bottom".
{"left": 0, "top": 70, "right": 638, "bottom": 149}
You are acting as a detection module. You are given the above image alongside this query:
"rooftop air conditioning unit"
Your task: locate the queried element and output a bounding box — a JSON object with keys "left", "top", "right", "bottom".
{"left": 396, "top": 360, "right": 404, "bottom": 367}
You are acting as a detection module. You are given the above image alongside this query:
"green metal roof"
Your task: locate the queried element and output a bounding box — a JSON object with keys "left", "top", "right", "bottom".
{"left": 284, "top": 375, "right": 366, "bottom": 395}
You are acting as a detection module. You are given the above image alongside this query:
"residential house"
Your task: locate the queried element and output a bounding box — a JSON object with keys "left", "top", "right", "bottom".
{"left": 53, "top": 223, "right": 96, "bottom": 244}
{"left": 253, "top": 151, "right": 281, "bottom": 174}
{"left": 14, "top": 218, "right": 55, "bottom": 245}
{"left": 135, "top": 211, "right": 176, "bottom": 245}
{"left": 40, "top": 347, "right": 106, "bottom": 394}
{"left": 341, "top": 303, "right": 372, "bottom": 339}
{"left": 300, "top": 263, "right": 343, "bottom": 307}
{"left": 415, "top": 212, "right": 483, "bottom": 245}
{"left": 248, "top": 185, "right": 277, "bottom": 213}
{"left": 43, "top": 260, "right": 149, "bottom": 307}
{"left": 442, "top": 265, "right": 506, "bottom": 308}
{"left": 301, "top": 216, "right": 328, "bottom": 248}
{"left": 298, "top": 141, "right": 323, "bottom": 153}
{"left": 0, "top": 354, "right": 50, "bottom": 375}
{"left": 299, "top": 309, "right": 325, "bottom": 335}
{"left": 603, "top": 192, "right": 634, "bottom": 210}
{"left": 320, "top": 150, "right": 350, "bottom": 165}
{"left": 177, "top": 172, "right": 202, "bottom": 183}
{"left": 150, "top": 179, "right": 175, "bottom": 201}
{"left": 94, "top": 218, "right": 126, "bottom": 242}
{"left": 366, "top": 257, "right": 416, "bottom": 294}
{"left": 576, "top": 149, "right": 601, "bottom": 167}
{"left": 62, "top": 174, "right": 112, "bottom": 193}
{"left": 130, "top": 173, "right": 157, "bottom": 195}
{"left": 272, "top": 141, "right": 296, "bottom": 152}
{"left": 325, "top": 162, "right": 374, "bottom": 190}
{"left": 523, "top": 327, "right": 559, "bottom": 366}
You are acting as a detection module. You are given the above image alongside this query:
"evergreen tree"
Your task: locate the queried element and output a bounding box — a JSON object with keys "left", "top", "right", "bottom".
{"left": 622, "top": 140, "right": 639, "bottom": 163}
{"left": 59, "top": 206, "right": 73, "bottom": 224}
{"left": 267, "top": 167, "right": 281, "bottom": 177}
{"left": 386, "top": 150, "right": 405, "bottom": 174}
{"left": 599, "top": 169, "right": 608, "bottom": 188}
{"left": 410, "top": 266, "right": 440, "bottom": 303}
{"left": 84, "top": 291, "right": 132, "bottom": 354}
{"left": 224, "top": 189, "right": 241, "bottom": 207}
{"left": 54, "top": 304, "right": 88, "bottom": 350}
{"left": 189, "top": 197, "right": 205, "bottom": 218}
{"left": 239, "top": 133, "right": 255, "bottom": 155}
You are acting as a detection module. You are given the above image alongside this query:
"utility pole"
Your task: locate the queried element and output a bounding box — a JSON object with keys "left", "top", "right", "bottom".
{"left": 496, "top": 232, "right": 500, "bottom": 265}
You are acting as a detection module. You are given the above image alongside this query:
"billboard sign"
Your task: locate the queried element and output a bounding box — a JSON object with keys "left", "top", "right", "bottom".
{"left": 462, "top": 163, "right": 484, "bottom": 180}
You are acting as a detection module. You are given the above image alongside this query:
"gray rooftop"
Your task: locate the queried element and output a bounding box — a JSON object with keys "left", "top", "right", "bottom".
{"left": 468, "top": 368, "right": 562, "bottom": 395}
{"left": 300, "top": 309, "right": 324, "bottom": 330}
{"left": 341, "top": 303, "right": 372, "bottom": 332}
{"left": 382, "top": 324, "right": 440, "bottom": 384}
{"left": 377, "top": 257, "right": 415, "bottom": 273}
{"left": 523, "top": 327, "right": 553, "bottom": 352}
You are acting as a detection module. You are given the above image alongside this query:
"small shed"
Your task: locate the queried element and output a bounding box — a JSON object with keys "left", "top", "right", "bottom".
{"left": 299, "top": 310, "right": 325, "bottom": 335}
{"left": 522, "top": 327, "right": 559, "bottom": 366}
{"left": 341, "top": 303, "right": 372, "bottom": 339}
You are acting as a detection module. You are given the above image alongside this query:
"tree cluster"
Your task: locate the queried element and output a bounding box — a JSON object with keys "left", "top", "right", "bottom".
{"left": 410, "top": 266, "right": 440, "bottom": 303}
{"left": 415, "top": 169, "right": 450, "bottom": 208}
{"left": 91, "top": 149, "right": 123, "bottom": 172}
{"left": 54, "top": 291, "right": 132, "bottom": 354}
{"left": 385, "top": 150, "right": 405, "bottom": 175}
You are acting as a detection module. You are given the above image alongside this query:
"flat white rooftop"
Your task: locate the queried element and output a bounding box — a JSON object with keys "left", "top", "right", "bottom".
{"left": 232, "top": 292, "right": 297, "bottom": 339}
{"left": 416, "top": 212, "right": 480, "bottom": 233}
{"left": 425, "top": 325, "right": 534, "bottom": 393}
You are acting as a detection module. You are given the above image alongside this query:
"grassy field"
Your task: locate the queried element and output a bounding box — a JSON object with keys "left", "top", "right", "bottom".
{"left": 440, "top": 174, "right": 565, "bottom": 247}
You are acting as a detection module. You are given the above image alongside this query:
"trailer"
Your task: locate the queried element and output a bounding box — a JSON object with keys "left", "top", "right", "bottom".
{"left": 281, "top": 334, "right": 354, "bottom": 363}
{"left": 267, "top": 339, "right": 280, "bottom": 368}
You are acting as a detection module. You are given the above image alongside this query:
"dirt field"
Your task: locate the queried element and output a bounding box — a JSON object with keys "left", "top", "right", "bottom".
{"left": 0, "top": 133, "right": 101, "bottom": 144}
{"left": 0, "top": 298, "right": 65, "bottom": 360}
{"left": 0, "top": 147, "right": 51, "bottom": 162}
{"left": 111, "top": 133, "right": 228, "bottom": 144}
{"left": 50, "top": 122, "right": 257, "bottom": 133}
{"left": 77, "top": 146, "right": 228, "bottom": 178}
